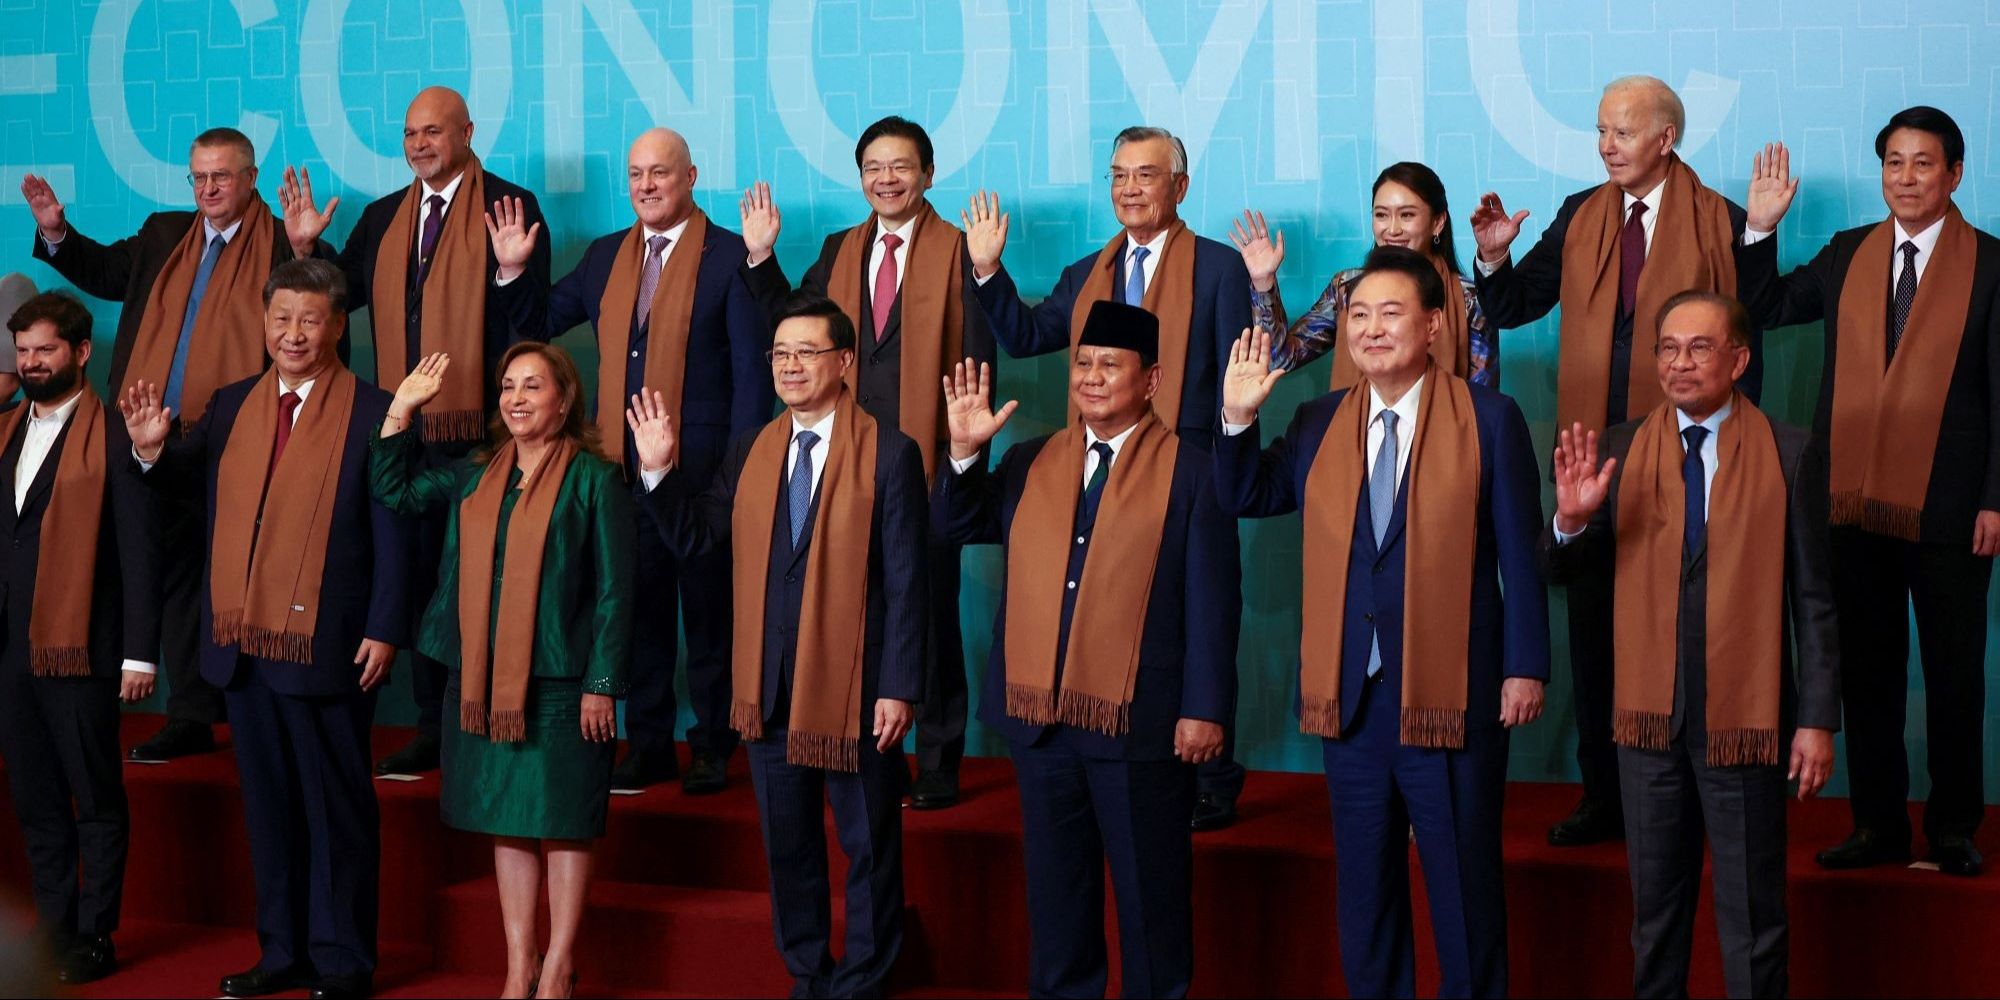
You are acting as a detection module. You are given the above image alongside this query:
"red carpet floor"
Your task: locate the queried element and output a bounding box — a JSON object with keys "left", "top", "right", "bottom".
{"left": 1, "top": 713, "right": 1995, "bottom": 997}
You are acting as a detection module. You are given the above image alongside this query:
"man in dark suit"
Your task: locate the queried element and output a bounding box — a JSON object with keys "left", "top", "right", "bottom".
{"left": 934, "top": 301, "right": 1239, "bottom": 997}
{"left": 123, "top": 259, "right": 409, "bottom": 1000}
{"left": 1543, "top": 291, "right": 1839, "bottom": 998}
{"left": 630, "top": 293, "right": 923, "bottom": 999}
{"left": 23, "top": 126, "right": 299, "bottom": 762}
{"left": 1468, "top": 75, "right": 1755, "bottom": 846}
{"left": 737, "top": 116, "right": 994, "bottom": 809}
{"left": 960, "top": 125, "right": 1255, "bottom": 830}
{"left": 511, "top": 127, "right": 773, "bottom": 792}
{"left": 1737, "top": 106, "right": 2000, "bottom": 877}
{"left": 1215, "top": 247, "right": 1549, "bottom": 998}
{"left": 0, "top": 292, "right": 160, "bottom": 986}
{"left": 278, "top": 85, "right": 548, "bottom": 776}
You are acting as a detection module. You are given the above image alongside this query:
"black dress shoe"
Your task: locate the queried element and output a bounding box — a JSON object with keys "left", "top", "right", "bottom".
{"left": 1547, "top": 797, "right": 1625, "bottom": 847}
{"left": 311, "top": 972, "right": 373, "bottom": 1000}
{"left": 374, "top": 732, "right": 440, "bottom": 776}
{"left": 56, "top": 935, "right": 116, "bottom": 984}
{"left": 909, "top": 770, "right": 960, "bottom": 810}
{"left": 128, "top": 719, "right": 215, "bottom": 761}
{"left": 611, "top": 747, "right": 679, "bottom": 791}
{"left": 1814, "top": 828, "right": 1913, "bottom": 870}
{"left": 1931, "top": 836, "right": 1984, "bottom": 877}
{"left": 221, "top": 965, "right": 310, "bottom": 997}
{"left": 1190, "top": 792, "right": 1237, "bottom": 832}
{"left": 682, "top": 752, "right": 728, "bottom": 795}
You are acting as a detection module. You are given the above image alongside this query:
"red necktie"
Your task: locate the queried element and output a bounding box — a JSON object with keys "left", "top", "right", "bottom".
{"left": 1618, "top": 201, "right": 1647, "bottom": 318}
{"left": 270, "top": 391, "right": 302, "bottom": 476}
{"left": 872, "top": 233, "right": 903, "bottom": 341}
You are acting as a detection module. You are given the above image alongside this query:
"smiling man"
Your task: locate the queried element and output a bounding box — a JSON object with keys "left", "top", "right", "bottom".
{"left": 1738, "top": 106, "right": 2000, "bottom": 879}
{"left": 1214, "top": 246, "right": 1549, "bottom": 999}
{"left": 1467, "top": 76, "right": 1755, "bottom": 847}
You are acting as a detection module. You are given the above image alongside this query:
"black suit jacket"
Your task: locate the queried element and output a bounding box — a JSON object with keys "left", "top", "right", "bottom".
{"left": 31, "top": 212, "right": 292, "bottom": 393}
{"left": 0, "top": 402, "right": 160, "bottom": 679}
{"left": 1539, "top": 412, "right": 1841, "bottom": 736}
{"left": 1477, "top": 185, "right": 1762, "bottom": 420}
{"left": 638, "top": 412, "right": 928, "bottom": 728}
{"left": 1736, "top": 222, "right": 2000, "bottom": 545}
{"left": 324, "top": 173, "right": 549, "bottom": 409}
{"left": 740, "top": 218, "right": 997, "bottom": 447}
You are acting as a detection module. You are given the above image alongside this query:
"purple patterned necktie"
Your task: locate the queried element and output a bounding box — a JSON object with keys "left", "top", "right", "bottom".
{"left": 1617, "top": 201, "right": 1647, "bottom": 318}
{"left": 636, "top": 235, "right": 670, "bottom": 326}
{"left": 416, "top": 194, "right": 446, "bottom": 286}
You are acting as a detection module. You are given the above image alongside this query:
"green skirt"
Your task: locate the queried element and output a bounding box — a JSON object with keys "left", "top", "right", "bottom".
{"left": 440, "top": 677, "right": 614, "bottom": 840}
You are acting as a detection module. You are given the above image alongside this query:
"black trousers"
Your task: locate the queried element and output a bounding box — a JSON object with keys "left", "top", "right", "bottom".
{"left": 0, "top": 672, "right": 127, "bottom": 945}
{"left": 1565, "top": 582, "right": 1620, "bottom": 806}
{"left": 1831, "top": 528, "right": 1991, "bottom": 842}
{"left": 159, "top": 498, "right": 222, "bottom": 726}
{"left": 1618, "top": 743, "right": 1789, "bottom": 999}
{"left": 914, "top": 538, "right": 967, "bottom": 775}
{"left": 624, "top": 504, "right": 739, "bottom": 760}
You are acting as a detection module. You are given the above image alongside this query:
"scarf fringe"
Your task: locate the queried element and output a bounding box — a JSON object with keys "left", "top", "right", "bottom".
{"left": 1828, "top": 491, "right": 1922, "bottom": 542}
{"left": 486, "top": 709, "right": 527, "bottom": 744}
{"left": 1706, "top": 727, "right": 1781, "bottom": 767}
{"left": 730, "top": 698, "right": 765, "bottom": 743}
{"left": 1614, "top": 709, "right": 1673, "bottom": 752}
{"left": 422, "top": 409, "right": 488, "bottom": 444}
{"left": 1004, "top": 683, "right": 1060, "bottom": 726}
{"left": 30, "top": 646, "right": 93, "bottom": 678}
{"left": 216, "top": 617, "right": 316, "bottom": 666}
{"left": 460, "top": 698, "right": 489, "bottom": 737}
{"left": 1299, "top": 697, "right": 1343, "bottom": 740}
{"left": 1054, "top": 688, "right": 1132, "bottom": 738}
{"left": 1400, "top": 707, "right": 1467, "bottom": 750}
{"left": 785, "top": 729, "right": 859, "bottom": 773}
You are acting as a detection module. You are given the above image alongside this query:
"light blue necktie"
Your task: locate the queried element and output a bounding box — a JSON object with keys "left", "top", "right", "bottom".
{"left": 1366, "top": 410, "right": 1400, "bottom": 678}
{"left": 788, "top": 430, "right": 819, "bottom": 547}
{"left": 1122, "top": 246, "right": 1150, "bottom": 306}
{"left": 165, "top": 233, "right": 227, "bottom": 413}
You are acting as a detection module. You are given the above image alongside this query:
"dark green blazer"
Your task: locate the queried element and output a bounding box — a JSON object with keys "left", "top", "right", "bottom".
{"left": 369, "top": 427, "right": 635, "bottom": 695}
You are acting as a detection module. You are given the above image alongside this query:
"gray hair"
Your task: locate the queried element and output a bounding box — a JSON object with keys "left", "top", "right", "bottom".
{"left": 1603, "top": 75, "right": 1686, "bottom": 147}
{"left": 1111, "top": 126, "right": 1188, "bottom": 174}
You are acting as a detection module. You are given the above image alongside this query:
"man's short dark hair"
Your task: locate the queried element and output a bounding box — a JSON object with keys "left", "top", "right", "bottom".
{"left": 854, "top": 116, "right": 934, "bottom": 172}
{"left": 1356, "top": 245, "right": 1446, "bottom": 311}
{"left": 191, "top": 126, "right": 256, "bottom": 163}
{"left": 7, "top": 291, "right": 91, "bottom": 349}
{"left": 263, "top": 258, "right": 349, "bottom": 312}
{"left": 1656, "top": 290, "right": 1753, "bottom": 349}
{"left": 1876, "top": 106, "right": 1965, "bottom": 168}
{"left": 774, "top": 292, "right": 856, "bottom": 353}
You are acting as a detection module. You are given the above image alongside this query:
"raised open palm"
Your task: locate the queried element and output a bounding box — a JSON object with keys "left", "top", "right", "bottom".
{"left": 1746, "top": 141, "right": 1799, "bottom": 233}
{"left": 1552, "top": 423, "right": 1618, "bottom": 534}
{"left": 1221, "top": 328, "right": 1284, "bottom": 425}
{"left": 1228, "top": 210, "right": 1285, "bottom": 292}
{"left": 1470, "top": 192, "right": 1528, "bottom": 263}
{"left": 961, "top": 191, "right": 1009, "bottom": 278}
{"left": 942, "top": 360, "right": 1017, "bottom": 460}
{"left": 625, "top": 388, "right": 679, "bottom": 472}
{"left": 392, "top": 353, "right": 451, "bottom": 418}
{"left": 278, "top": 165, "right": 340, "bottom": 255}
{"left": 20, "top": 174, "right": 67, "bottom": 241}
{"left": 740, "top": 181, "right": 782, "bottom": 263}
{"left": 484, "top": 196, "right": 541, "bottom": 276}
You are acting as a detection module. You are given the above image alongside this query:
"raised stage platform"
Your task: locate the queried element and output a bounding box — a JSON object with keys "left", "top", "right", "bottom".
{"left": 1, "top": 713, "right": 1992, "bottom": 997}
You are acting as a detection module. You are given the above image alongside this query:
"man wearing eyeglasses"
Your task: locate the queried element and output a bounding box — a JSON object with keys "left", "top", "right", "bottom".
{"left": 22, "top": 127, "right": 299, "bottom": 763}
{"left": 959, "top": 125, "right": 1255, "bottom": 830}
{"left": 737, "top": 115, "right": 996, "bottom": 810}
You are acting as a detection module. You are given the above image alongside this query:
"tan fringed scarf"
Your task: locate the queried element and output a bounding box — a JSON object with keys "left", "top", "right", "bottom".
{"left": 209, "top": 366, "right": 357, "bottom": 662}
{"left": 1002, "top": 413, "right": 1179, "bottom": 735}
{"left": 372, "top": 157, "right": 489, "bottom": 442}
{"left": 729, "top": 391, "right": 878, "bottom": 771}
{"left": 825, "top": 202, "right": 964, "bottom": 479}
{"left": 125, "top": 202, "right": 278, "bottom": 425}
{"left": 594, "top": 209, "right": 710, "bottom": 471}
{"left": 1557, "top": 156, "right": 1736, "bottom": 437}
{"left": 1827, "top": 208, "right": 1978, "bottom": 541}
{"left": 1299, "top": 364, "right": 1480, "bottom": 747}
{"left": 1612, "top": 396, "right": 1787, "bottom": 765}
{"left": 1328, "top": 258, "right": 1472, "bottom": 389}
{"left": 1071, "top": 223, "right": 1197, "bottom": 426}
{"left": 455, "top": 437, "right": 579, "bottom": 743}
{"left": 0, "top": 390, "right": 107, "bottom": 676}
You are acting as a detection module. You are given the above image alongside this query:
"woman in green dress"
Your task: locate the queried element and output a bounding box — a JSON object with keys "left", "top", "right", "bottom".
{"left": 371, "top": 343, "right": 635, "bottom": 1000}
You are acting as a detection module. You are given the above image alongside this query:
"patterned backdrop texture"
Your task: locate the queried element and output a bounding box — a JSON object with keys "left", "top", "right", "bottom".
{"left": 8, "top": 0, "right": 2000, "bottom": 795}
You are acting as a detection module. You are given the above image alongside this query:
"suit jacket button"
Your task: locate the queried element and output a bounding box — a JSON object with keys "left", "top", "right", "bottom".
{"left": 859, "top": 394, "right": 872, "bottom": 404}
{"left": 785, "top": 574, "right": 797, "bottom": 583}
{"left": 1363, "top": 612, "right": 1373, "bottom": 623}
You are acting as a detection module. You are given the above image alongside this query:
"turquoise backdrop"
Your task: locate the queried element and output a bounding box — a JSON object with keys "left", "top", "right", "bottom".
{"left": 8, "top": 0, "right": 1999, "bottom": 796}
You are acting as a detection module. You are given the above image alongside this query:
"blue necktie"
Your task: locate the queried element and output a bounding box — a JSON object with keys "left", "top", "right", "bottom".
{"left": 1366, "top": 410, "right": 1400, "bottom": 678}
{"left": 1682, "top": 425, "right": 1709, "bottom": 556}
{"left": 788, "top": 430, "right": 819, "bottom": 547}
{"left": 165, "top": 234, "right": 227, "bottom": 413}
{"left": 1122, "top": 246, "right": 1150, "bottom": 306}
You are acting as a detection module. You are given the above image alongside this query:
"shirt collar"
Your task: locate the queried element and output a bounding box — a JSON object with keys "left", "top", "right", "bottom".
{"left": 422, "top": 170, "right": 469, "bottom": 206}
{"left": 1124, "top": 227, "right": 1172, "bottom": 259}
{"left": 875, "top": 214, "right": 919, "bottom": 244}
{"left": 1675, "top": 396, "right": 1734, "bottom": 436}
{"left": 644, "top": 215, "right": 694, "bottom": 246}
{"left": 1367, "top": 372, "right": 1425, "bottom": 430}
{"left": 1893, "top": 214, "right": 1948, "bottom": 256}
{"left": 203, "top": 217, "right": 245, "bottom": 245}
{"left": 791, "top": 408, "right": 836, "bottom": 442}
{"left": 28, "top": 388, "right": 84, "bottom": 425}
{"left": 277, "top": 375, "right": 318, "bottom": 402}
{"left": 1623, "top": 177, "right": 1667, "bottom": 218}
{"left": 1085, "top": 418, "right": 1143, "bottom": 457}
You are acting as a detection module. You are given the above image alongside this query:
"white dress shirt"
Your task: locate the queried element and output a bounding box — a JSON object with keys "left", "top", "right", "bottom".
{"left": 1742, "top": 210, "right": 1946, "bottom": 288}
{"left": 1554, "top": 397, "right": 1731, "bottom": 544}
{"left": 1221, "top": 376, "right": 1424, "bottom": 492}
{"left": 1121, "top": 229, "right": 1170, "bottom": 295}
{"left": 785, "top": 409, "right": 835, "bottom": 499}
{"left": 867, "top": 215, "right": 918, "bottom": 297}
{"left": 945, "top": 418, "right": 1141, "bottom": 485}
{"left": 1477, "top": 177, "right": 1665, "bottom": 275}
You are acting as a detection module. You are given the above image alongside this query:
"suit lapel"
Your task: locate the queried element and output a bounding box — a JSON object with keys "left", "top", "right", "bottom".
{"left": 1373, "top": 473, "right": 1412, "bottom": 564}
{"left": 16, "top": 417, "right": 69, "bottom": 524}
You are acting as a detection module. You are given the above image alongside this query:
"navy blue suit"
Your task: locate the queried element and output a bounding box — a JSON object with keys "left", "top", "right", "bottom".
{"left": 1213, "top": 382, "right": 1550, "bottom": 999}
{"left": 144, "top": 372, "right": 410, "bottom": 981}
{"left": 529, "top": 221, "right": 775, "bottom": 764}
{"left": 935, "top": 431, "right": 1238, "bottom": 998}
{"left": 641, "top": 410, "right": 925, "bottom": 999}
